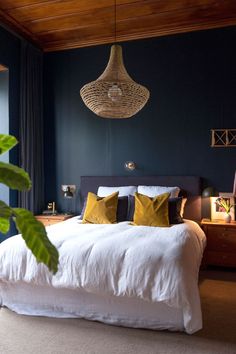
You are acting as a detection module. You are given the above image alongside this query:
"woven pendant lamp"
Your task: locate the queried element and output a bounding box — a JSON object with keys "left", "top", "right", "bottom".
{"left": 80, "top": 44, "right": 150, "bottom": 119}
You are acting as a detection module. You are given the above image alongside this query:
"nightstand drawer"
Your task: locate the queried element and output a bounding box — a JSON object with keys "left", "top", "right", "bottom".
{"left": 201, "top": 219, "right": 236, "bottom": 268}
{"left": 207, "top": 227, "right": 236, "bottom": 252}
{"left": 207, "top": 226, "right": 236, "bottom": 237}
{"left": 207, "top": 251, "right": 236, "bottom": 267}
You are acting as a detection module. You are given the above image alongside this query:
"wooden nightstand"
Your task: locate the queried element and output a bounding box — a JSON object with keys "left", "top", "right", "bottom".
{"left": 201, "top": 219, "right": 236, "bottom": 267}
{"left": 35, "top": 214, "right": 73, "bottom": 227}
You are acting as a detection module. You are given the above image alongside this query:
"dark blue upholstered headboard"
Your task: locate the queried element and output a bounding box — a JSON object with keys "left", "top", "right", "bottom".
{"left": 80, "top": 176, "right": 201, "bottom": 221}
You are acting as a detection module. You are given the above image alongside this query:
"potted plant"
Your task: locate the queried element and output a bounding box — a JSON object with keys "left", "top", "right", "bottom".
{"left": 0, "top": 134, "right": 59, "bottom": 273}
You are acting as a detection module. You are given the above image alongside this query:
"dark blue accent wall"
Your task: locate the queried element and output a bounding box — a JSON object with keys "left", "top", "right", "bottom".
{"left": 44, "top": 27, "right": 236, "bottom": 213}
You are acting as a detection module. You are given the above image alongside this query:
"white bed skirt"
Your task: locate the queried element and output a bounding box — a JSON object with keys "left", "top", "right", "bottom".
{"left": 0, "top": 281, "right": 185, "bottom": 332}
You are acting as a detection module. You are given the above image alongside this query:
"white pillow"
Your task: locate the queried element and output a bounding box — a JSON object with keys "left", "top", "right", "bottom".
{"left": 137, "top": 185, "right": 180, "bottom": 198}
{"left": 97, "top": 186, "right": 137, "bottom": 197}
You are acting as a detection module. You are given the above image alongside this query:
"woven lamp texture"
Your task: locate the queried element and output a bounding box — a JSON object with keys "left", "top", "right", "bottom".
{"left": 80, "top": 45, "right": 150, "bottom": 119}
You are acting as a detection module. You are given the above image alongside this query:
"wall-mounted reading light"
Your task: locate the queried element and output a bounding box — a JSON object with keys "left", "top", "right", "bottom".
{"left": 61, "top": 185, "right": 76, "bottom": 214}
{"left": 63, "top": 186, "right": 73, "bottom": 198}
{"left": 61, "top": 185, "right": 76, "bottom": 198}
{"left": 124, "top": 161, "right": 136, "bottom": 171}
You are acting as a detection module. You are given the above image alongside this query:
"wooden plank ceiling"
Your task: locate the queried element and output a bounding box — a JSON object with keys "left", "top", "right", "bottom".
{"left": 0, "top": 0, "right": 236, "bottom": 52}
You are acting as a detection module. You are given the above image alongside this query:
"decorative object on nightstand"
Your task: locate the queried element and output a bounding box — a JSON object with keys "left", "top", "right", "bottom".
{"left": 211, "top": 196, "right": 235, "bottom": 222}
{"left": 42, "top": 202, "right": 57, "bottom": 216}
{"left": 201, "top": 219, "right": 236, "bottom": 267}
{"left": 45, "top": 202, "right": 57, "bottom": 214}
{"left": 35, "top": 214, "right": 73, "bottom": 227}
{"left": 215, "top": 197, "right": 235, "bottom": 223}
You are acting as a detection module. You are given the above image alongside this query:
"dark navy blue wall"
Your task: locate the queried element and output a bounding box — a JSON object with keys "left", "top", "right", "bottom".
{"left": 0, "top": 25, "right": 20, "bottom": 240}
{"left": 44, "top": 27, "right": 236, "bottom": 213}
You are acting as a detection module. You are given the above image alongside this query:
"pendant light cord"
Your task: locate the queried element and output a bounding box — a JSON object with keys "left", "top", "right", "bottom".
{"left": 114, "top": 0, "right": 117, "bottom": 44}
{"left": 114, "top": 0, "right": 118, "bottom": 85}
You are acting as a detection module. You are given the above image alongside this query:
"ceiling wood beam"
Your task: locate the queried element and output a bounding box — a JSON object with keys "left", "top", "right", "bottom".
{"left": 0, "top": 0, "right": 235, "bottom": 52}
{"left": 41, "top": 1, "right": 236, "bottom": 51}
{"left": 6, "top": 0, "right": 115, "bottom": 22}
{"left": 0, "top": 7, "right": 43, "bottom": 48}
{"left": 0, "top": 0, "right": 53, "bottom": 11}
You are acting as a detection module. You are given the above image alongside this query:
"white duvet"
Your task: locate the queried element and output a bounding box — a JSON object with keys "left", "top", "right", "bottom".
{"left": 0, "top": 217, "right": 206, "bottom": 333}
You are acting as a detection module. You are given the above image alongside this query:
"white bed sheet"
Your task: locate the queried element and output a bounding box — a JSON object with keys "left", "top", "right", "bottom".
{"left": 0, "top": 281, "right": 184, "bottom": 332}
{"left": 0, "top": 217, "right": 206, "bottom": 334}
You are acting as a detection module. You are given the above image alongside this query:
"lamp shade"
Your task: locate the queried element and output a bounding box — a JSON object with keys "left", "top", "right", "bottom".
{"left": 80, "top": 45, "right": 150, "bottom": 119}
{"left": 202, "top": 187, "right": 218, "bottom": 197}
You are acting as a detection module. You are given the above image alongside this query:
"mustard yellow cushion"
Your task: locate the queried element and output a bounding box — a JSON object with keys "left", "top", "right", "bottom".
{"left": 82, "top": 192, "right": 118, "bottom": 224}
{"left": 133, "top": 192, "right": 170, "bottom": 227}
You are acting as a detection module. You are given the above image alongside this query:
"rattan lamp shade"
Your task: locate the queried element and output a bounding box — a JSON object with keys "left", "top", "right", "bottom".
{"left": 80, "top": 45, "right": 150, "bottom": 119}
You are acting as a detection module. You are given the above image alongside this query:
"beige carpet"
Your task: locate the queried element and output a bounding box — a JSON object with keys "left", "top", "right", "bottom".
{"left": 0, "top": 269, "right": 236, "bottom": 354}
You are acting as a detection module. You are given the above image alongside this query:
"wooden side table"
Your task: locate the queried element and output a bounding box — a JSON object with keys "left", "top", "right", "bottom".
{"left": 35, "top": 214, "right": 73, "bottom": 227}
{"left": 201, "top": 219, "right": 236, "bottom": 267}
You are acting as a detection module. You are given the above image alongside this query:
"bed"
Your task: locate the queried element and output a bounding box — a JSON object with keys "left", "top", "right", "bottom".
{"left": 0, "top": 176, "right": 206, "bottom": 334}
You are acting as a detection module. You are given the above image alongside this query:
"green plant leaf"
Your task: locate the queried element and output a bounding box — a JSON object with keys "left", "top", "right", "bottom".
{"left": 0, "top": 161, "right": 32, "bottom": 191}
{"left": 0, "top": 201, "right": 12, "bottom": 233}
{"left": 0, "top": 134, "right": 59, "bottom": 275}
{"left": 0, "top": 200, "right": 12, "bottom": 217}
{"left": 0, "top": 217, "right": 10, "bottom": 234}
{"left": 0, "top": 134, "right": 18, "bottom": 155}
{"left": 13, "top": 208, "right": 59, "bottom": 274}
